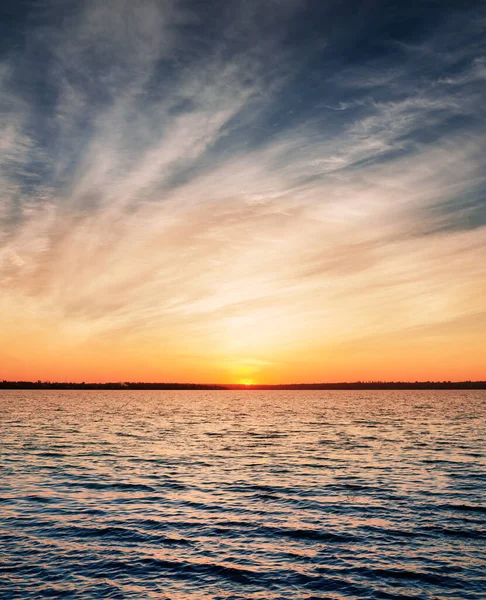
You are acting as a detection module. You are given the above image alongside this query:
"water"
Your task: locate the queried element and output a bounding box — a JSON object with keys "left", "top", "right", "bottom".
{"left": 0, "top": 390, "right": 485, "bottom": 599}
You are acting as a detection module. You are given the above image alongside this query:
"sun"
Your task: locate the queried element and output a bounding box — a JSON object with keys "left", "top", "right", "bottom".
{"left": 239, "top": 379, "right": 254, "bottom": 386}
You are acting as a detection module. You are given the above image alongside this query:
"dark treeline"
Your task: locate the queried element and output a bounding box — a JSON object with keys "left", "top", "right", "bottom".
{"left": 227, "top": 382, "right": 486, "bottom": 390}
{"left": 0, "top": 381, "right": 226, "bottom": 390}
{"left": 1, "top": 380, "right": 485, "bottom": 390}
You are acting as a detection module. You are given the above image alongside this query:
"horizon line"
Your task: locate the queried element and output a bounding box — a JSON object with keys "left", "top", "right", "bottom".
{"left": 1, "top": 379, "right": 486, "bottom": 390}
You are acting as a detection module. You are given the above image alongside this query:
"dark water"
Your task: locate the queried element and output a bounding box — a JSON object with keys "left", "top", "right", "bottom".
{"left": 0, "top": 391, "right": 485, "bottom": 599}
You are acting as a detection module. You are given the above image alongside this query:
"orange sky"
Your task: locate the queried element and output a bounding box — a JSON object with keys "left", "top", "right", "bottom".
{"left": 2, "top": 284, "right": 486, "bottom": 383}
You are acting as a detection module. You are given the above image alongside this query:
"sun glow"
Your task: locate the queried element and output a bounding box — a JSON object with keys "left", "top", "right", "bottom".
{"left": 239, "top": 379, "right": 254, "bottom": 386}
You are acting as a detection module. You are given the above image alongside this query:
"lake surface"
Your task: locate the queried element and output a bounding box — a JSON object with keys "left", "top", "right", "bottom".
{"left": 0, "top": 390, "right": 485, "bottom": 599}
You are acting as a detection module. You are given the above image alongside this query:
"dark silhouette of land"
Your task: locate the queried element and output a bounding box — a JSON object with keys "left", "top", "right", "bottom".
{"left": 1, "top": 380, "right": 485, "bottom": 390}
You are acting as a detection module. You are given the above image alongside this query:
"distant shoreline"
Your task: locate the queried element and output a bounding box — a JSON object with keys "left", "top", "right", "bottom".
{"left": 1, "top": 381, "right": 485, "bottom": 390}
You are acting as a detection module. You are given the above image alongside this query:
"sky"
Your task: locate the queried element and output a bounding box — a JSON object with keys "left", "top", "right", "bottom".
{"left": 1, "top": 0, "right": 486, "bottom": 384}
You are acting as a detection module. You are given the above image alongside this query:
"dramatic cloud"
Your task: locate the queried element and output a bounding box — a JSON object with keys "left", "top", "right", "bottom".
{"left": 1, "top": 0, "right": 485, "bottom": 382}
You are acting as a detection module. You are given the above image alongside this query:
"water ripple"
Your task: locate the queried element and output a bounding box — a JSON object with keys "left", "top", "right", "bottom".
{"left": 0, "top": 390, "right": 485, "bottom": 599}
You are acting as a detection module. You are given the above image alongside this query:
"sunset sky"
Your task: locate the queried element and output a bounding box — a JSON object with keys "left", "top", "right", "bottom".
{"left": 1, "top": 0, "right": 486, "bottom": 383}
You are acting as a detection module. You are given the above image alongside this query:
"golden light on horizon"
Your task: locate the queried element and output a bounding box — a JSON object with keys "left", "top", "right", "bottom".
{"left": 239, "top": 379, "right": 255, "bottom": 386}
